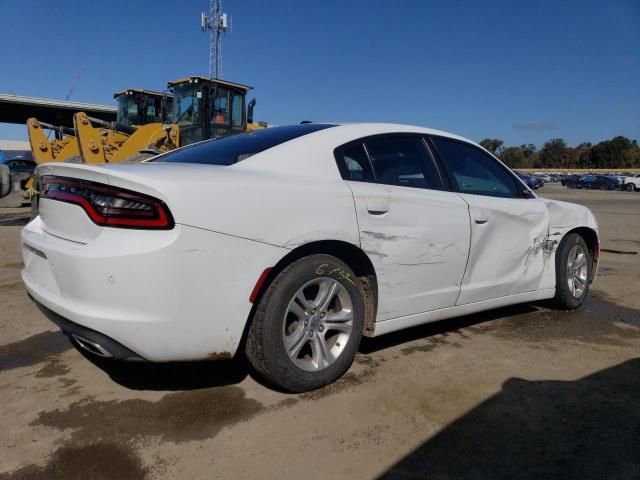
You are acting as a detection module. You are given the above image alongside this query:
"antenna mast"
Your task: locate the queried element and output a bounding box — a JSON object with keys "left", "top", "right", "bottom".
{"left": 201, "top": 0, "right": 229, "bottom": 79}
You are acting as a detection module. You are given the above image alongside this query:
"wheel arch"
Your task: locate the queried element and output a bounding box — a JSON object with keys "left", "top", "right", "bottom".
{"left": 245, "top": 240, "right": 379, "bottom": 344}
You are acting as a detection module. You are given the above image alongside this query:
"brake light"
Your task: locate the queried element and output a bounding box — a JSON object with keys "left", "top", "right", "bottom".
{"left": 40, "top": 176, "right": 174, "bottom": 229}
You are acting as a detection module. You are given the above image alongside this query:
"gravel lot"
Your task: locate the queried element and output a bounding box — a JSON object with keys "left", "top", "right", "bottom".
{"left": 1, "top": 183, "right": 638, "bottom": 479}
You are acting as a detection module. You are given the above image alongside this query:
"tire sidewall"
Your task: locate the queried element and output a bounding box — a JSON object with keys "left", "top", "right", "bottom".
{"left": 259, "top": 254, "right": 364, "bottom": 391}
{"left": 555, "top": 233, "right": 591, "bottom": 309}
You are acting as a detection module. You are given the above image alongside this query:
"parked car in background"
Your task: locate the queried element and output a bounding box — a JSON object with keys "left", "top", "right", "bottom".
{"left": 0, "top": 158, "right": 35, "bottom": 208}
{"left": 4, "top": 158, "right": 36, "bottom": 174}
{"left": 535, "top": 173, "right": 551, "bottom": 183}
{"left": 515, "top": 172, "right": 543, "bottom": 189}
{"left": 576, "top": 175, "right": 622, "bottom": 191}
{"left": 620, "top": 173, "right": 640, "bottom": 192}
{"left": 562, "top": 174, "right": 584, "bottom": 188}
{"left": 548, "top": 174, "right": 561, "bottom": 183}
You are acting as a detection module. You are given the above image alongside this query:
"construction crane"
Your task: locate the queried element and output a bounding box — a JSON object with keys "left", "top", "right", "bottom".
{"left": 64, "top": 67, "right": 85, "bottom": 101}
{"left": 201, "top": 0, "right": 229, "bottom": 79}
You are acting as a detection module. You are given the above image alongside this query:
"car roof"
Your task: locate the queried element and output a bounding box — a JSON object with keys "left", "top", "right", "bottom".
{"left": 234, "top": 122, "right": 487, "bottom": 180}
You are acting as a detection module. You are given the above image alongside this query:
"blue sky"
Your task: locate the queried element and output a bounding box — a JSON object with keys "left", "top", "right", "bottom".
{"left": 1, "top": 0, "right": 638, "bottom": 147}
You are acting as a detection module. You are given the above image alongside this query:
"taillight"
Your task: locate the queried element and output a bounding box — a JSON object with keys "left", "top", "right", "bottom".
{"left": 40, "top": 176, "right": 174, "bottom": 229}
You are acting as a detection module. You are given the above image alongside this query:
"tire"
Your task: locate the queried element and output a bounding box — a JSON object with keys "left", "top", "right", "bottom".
{"left": 553, "top": 233, "right": 591, "bottom": 310}
{"left": 599, "top": 183, "right": 607, "bottom": 191}
{"left": 567, "top": 182, "right": 576, "bottom": 189}
{"left": 246, "top": 254, "right": 364, "bottom": 392}
{"left": 625, "top": 183, "right": 635, "bottom": 192}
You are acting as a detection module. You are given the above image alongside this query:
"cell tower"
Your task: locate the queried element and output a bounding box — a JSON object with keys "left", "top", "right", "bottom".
{"left": 201, "top": 0, "right": 229, "bottom": 79}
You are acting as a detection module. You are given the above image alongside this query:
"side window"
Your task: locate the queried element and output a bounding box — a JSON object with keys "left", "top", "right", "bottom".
{"left": 231, "top": 93, "right": 243, "bottom": 128}
{"left": 432, "top": 137, "right": 521, "bottom": 198}
{"left": 212, "top": 88, "right": 230, "bottom": 125}
{"left": 365, "top": 137, "right": 442, "bottom": 189}
{"left": 335, "top": 143, "right": 375, "bottom": 181}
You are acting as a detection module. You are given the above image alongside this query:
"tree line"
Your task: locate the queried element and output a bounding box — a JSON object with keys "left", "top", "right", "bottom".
{"left": 479, "top": 136, "right": 640, "bottom": 170}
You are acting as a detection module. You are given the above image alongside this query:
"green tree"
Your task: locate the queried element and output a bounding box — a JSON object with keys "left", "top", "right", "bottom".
{"left": 501, "top": 147, "right": 528, "bottom": 168}
{"left": 538, "top": 138, "right": 575, "bottom": 168}
{"left": 590, "top": 136, "right": 636, "bottom": 169}
{"left": 479, "top": 138, "right": 504, "bottom": 156}
{"left": 520, "top": 144, "right": 537, "bottom": 159}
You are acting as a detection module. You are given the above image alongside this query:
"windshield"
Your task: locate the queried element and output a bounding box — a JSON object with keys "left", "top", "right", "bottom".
{"left": 117, "top": 94, "right": 138, "bottom": 127}
{"left": 171, "top": 83, "right": 202, "bottom": 127}
{"left": 117, "top": 93, "right": 164, "bottom": 127}
{"left": 156, "top": 124, "right": 335, "bottom": 165}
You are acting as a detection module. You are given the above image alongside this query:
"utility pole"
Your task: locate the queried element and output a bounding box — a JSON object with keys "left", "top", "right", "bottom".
{"left": 201, "top": 0, "right": 229, "bottom": 79}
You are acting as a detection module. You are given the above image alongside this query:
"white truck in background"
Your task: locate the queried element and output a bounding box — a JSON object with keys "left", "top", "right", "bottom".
{"left": 621, "top": 173, "right": 640, "bottom": 192}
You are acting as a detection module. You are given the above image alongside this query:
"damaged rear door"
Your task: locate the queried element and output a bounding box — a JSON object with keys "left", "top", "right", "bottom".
{"left": 335, "top": 134, "right": 471, "bottom": 321}
{"left": 430, "top": 136, "right": 550, "bottom": 305}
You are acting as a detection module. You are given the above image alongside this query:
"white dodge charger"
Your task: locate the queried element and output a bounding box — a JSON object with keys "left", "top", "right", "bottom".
{"left": 21, "top": 123, "right": 599, "bottom": 392}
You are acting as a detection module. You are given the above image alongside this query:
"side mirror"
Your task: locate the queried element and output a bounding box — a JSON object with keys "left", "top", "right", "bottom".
{"left": 521, "top": 189, "right": 535, "bottom": 199}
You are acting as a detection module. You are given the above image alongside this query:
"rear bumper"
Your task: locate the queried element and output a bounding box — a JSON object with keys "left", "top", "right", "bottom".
{"left": 30, "top": 295, "right": 145, "bottom": 361}
{"left": 21, "top": 215, "right": 288, "bottom": 361}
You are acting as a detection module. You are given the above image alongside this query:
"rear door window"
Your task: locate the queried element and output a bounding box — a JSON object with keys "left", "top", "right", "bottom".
{"left": 364, "top": 136, "right": 442, "bottom": 189}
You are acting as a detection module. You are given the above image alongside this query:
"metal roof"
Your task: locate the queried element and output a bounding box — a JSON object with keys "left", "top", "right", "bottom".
{"left": 0, "top": 93, "right": 116, "bottom": 128}
{"left": 112, "top": 88, "right": 172, "bottom": 99}
{"left": 167, "top": 76, "right": 253, "bottom": 91}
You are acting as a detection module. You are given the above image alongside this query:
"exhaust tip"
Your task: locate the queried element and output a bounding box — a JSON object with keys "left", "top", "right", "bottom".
{"left": 71, "top": 334, "right": 113, "bottom": 358}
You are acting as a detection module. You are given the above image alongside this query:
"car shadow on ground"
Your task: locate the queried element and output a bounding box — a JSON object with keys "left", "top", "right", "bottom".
{"left": 359, "top": 302, "right": 541, "bottom": 354}
{"left": 77, "top": 344, "right": 251, "bottom": 391}
{"left": 377, "top": 358, "right": 640, "bottom": 480}
{"left": 80, "top": 302, "right": 543, "bottom": 392}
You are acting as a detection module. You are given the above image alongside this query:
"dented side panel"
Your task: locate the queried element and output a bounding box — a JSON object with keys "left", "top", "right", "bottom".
{"left": 455, "top": 194, "right": 551, "bottom": 305}
{"left": 347, "top": 181, "right": 471, "bottom": 321}
{"left": 538, "top": 197, "right": 600, "bottom": 290}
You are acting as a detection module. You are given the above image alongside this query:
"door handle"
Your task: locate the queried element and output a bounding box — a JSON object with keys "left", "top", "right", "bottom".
{"left": 474, "top": 211, "right": 489, "bottom": 224}
{"left": 367, "top": 197, "right": 389, "bottom": 215}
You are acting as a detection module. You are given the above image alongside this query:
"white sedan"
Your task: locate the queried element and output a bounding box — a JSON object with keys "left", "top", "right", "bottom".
{"left": 21, "top": 123, "right": 599, "bottom": 392}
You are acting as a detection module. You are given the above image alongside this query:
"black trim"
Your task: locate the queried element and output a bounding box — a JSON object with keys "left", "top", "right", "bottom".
{"left": 29, "top": 295, "right": 146, "bottom": 361}
{"left": 427, "top": 134, "right": 532, "bottom": 199}
{"left": 333, "top": 132, "right": 447, "bottom": 192}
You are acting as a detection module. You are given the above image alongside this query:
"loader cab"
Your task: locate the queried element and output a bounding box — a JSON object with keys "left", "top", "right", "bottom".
{"left": 114, "top": 89, "right": 174, "bottom": 128}
{"left": 167, "top": 76, "right": 251, "bottom": 147}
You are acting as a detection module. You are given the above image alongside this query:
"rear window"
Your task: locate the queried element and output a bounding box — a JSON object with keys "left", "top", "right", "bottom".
{"left": 156, "top": 124, "right": 335, "bottom": 166}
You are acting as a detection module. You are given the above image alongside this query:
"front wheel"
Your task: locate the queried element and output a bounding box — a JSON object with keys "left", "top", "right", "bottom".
{"left": 553, "top": 233, "right": 591, "bottom": 309}
{"left": 246, "top": 254, "right": 364, "bottom": 392}
{"left": 599, "top": 183, "right": 608, "bottom": 191}
{"left": 625, "top": 183, "right": 636, "bottom": 192}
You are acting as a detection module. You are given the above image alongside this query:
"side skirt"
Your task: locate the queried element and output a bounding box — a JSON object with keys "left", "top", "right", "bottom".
{"left": 372, "top": 289, "right": 555, "bottom": 337}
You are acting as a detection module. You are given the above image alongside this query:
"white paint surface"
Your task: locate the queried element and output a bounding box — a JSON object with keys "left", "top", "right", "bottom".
{"left": 21, "top": 123, "right": 600, "bottom": 360}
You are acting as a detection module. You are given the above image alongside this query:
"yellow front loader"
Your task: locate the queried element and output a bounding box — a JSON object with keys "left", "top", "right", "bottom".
{"left": 167, "top": 76, "right": 265, "bottom": 146}
{"left": 26, "top": 118, "right": 80, "bottom": 164}
{"left": 74, "top": 89, "right": 178, "bottom": 164}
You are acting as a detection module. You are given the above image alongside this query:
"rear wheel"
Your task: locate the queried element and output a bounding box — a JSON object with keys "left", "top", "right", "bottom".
{"left": 625, "top": 183, "right": 636, "bottom": 192}
{"left": 553, "top": 233, "right": 591, "bottom": 309}
{"left": 599, "top": 183, "right": 608, "bottom": 191}
{"left": 567, "top": 182, "right": 576, "bottom": 189}
{"left": 246, "top": 254, "right": 364, "bottom": 392}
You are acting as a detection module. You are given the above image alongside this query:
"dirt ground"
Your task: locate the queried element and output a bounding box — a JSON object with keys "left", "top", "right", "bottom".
{"left": 0, "top": 183, "right": 638, "bottom": 480}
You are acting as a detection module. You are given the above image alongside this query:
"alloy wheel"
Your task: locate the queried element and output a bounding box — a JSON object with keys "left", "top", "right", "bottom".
{"left": 282, "top": 278, "right": 354, "bottom": 372}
